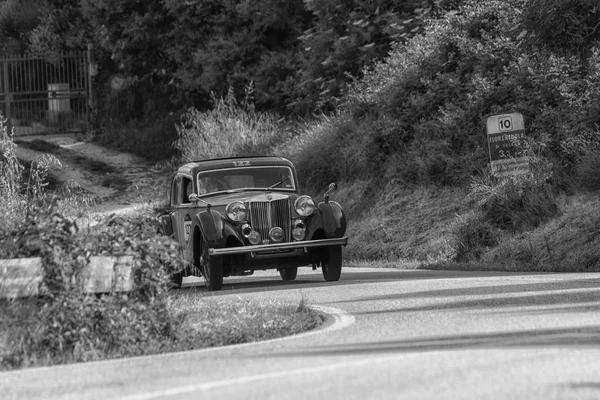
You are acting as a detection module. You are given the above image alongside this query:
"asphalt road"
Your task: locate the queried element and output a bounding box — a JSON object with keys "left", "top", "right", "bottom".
{"left": 3, "top": 267, "right": 600, "bottom": 400}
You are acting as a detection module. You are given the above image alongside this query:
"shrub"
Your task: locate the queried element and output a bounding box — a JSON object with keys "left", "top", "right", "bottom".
{"left": 0, "top": 204, "right": 186, "bottom": 369}
{"left": 452, "top": 212, "right": 499, "bottom": 262}
{"left": 469, "top": 170, "right": 559, "bottom": 233}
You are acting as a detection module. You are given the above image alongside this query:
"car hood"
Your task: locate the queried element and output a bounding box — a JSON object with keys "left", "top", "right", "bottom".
{"left": 201, "top": 190, "right": 297, "bottom": 208}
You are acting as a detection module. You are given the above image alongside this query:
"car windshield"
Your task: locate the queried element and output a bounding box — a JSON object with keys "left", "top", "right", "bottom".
{"left": 196, "top": 166, "right": 296, "bottom": 195}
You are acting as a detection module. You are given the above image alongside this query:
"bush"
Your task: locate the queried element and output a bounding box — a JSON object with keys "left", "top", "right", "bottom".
{"left": 576, "top": 150, "right": 600, "bottom": 192}
{"left": 1, "top": 121, "right": 187, "bottom": 369}
{"left": 452, "top": 212, "right": 499, "bottom": 262}
{"left": 0, "top": 204, "right": 186, "bottom": 369}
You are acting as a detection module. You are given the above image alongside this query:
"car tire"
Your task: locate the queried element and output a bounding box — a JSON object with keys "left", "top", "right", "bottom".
{"left": 199, "top": 236, "right": 223, "bottom": 291}
{"left": 158, "top": 228, "right": 184, "bottom": 289}
{"left": 169, "top": 272, "right": 183, "bottom": 289}
{"left": 321, "top": 245, "right": 342, "bottom": 282}
{"left": 279, "top": 267, "right": 298, "bottom": 281}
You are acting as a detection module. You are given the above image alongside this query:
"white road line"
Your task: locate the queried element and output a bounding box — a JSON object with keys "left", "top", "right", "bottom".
{"left": 120, "top": 358, "right": 374, "bottom": 400}
{"left": 59, "top": 142, "right": 85, "bottom": 148}
{"left": 118, "top": 305, "right": 356, "bottom": 400}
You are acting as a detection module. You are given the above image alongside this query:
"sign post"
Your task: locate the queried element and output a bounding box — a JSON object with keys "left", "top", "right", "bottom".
{"left": 486, "top": 113, "right": 529, "bottom": 177}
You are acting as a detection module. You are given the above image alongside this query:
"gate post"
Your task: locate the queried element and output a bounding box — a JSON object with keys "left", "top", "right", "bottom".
{"left": 87, "top": 44, "right": 97, "bottom": 125}
{"left": 3, "top": 58, "right": 11, "bottom": 135}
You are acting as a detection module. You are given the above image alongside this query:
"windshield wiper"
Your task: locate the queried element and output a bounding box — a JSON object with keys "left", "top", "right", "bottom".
{"left": 268, "top": 176, "right": 290, "bottom": 189}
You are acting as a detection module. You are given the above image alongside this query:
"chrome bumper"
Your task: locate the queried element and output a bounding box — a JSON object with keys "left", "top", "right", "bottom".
{"left": 208, "top": 237, "right": 348, "bottom": 257}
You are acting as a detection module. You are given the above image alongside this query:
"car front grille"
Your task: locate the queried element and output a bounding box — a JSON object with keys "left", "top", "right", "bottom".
{"left": 248, "top": 199, "right": 291, "bottom": 242}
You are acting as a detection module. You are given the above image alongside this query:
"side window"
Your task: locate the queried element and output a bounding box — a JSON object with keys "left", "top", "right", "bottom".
{"left": 171, "top": 175, "right": 182, "bottom": 206}
{"left": 182, "top": 177, "right": 193, "bottom": 204}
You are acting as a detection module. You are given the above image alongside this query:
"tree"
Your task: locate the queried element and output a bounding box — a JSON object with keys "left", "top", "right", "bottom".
{"left": 290, "top": 0, "right": 455, "bottom": 114}
{"left": 522, "top": 0, "right": 600, "bottom": 56}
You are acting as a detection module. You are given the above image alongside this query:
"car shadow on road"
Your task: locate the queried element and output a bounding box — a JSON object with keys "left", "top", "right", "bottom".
{"left": 272, "top": 325, "right": 600, "bottom": 358}
{"left": 352, "top": 288, "right": 600, "bottom": 315}
{"left": 335, "top": 278, "right": 600, "bottom": 305}
{"left": 173, "top": 269, "right": 539, "bottom": 296}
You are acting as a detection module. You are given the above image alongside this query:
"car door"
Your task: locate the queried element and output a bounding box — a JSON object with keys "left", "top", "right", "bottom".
{"left": 170, "top": 174, "right": 195, "bottom": 263}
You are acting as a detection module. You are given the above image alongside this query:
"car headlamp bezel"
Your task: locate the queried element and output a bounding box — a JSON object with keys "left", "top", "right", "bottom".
{"left": 226, "top": 201, "right": 247, "bottom": 222}
{"left": 294, "top": 195, "right": 315, "bottom": 217}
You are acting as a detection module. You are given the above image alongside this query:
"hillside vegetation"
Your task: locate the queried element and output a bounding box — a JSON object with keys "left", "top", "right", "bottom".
{"left": 302, "top": 0, "right": 600, "bottom": 270}
{"left": 177, "top": 0, "right": 600, "bottom": 271}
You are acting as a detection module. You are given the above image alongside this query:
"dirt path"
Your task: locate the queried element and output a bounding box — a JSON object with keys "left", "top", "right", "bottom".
{"left": 14, "top": 134, "right": 172, "bottom": 212}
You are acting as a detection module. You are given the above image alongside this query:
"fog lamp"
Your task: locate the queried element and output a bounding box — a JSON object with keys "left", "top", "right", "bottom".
{"left": 269, "top": 227, "right": 285, "bottom": 243}
{"left": 292, "top": 227, "right": 306, "bottom": 241}
{"left": 248, "top": 230, "right": 261, "bottom": 245}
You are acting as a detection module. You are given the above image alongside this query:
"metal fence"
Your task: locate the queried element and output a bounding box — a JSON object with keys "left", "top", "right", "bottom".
{"left": 0, "top": 52, "right": 90, "bottom": 136}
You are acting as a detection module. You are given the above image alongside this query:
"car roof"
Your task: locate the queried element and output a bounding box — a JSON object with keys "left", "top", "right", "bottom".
{"left": 177, "top": 156, "right": 295, "bottom": 175}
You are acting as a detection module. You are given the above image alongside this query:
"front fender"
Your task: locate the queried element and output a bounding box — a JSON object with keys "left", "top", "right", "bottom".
{"left": 316, "top": 201, "right": 346, "bottom": 238}
{"left": 196, "top": 210, "right": 225, "bottom": 246}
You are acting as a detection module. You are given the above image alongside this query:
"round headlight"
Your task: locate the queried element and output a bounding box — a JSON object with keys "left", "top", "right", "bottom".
{"left": 226, "top": 201, "right": 247, "bottom": 222}
{"left": 294, "top": 196, "right": 315, "bottom": 217}
{"left": 269, "top": 227, "right": 285, "bottom": 243}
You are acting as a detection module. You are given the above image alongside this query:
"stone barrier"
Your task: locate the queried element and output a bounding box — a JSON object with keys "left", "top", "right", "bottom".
{"left": 0, "top": 256, "right": 134, "bottom": 299}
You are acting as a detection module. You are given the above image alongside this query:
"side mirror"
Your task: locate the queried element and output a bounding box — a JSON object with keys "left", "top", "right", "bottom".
{"left": 324, "top": 182, "right": 338, "bottom": 202}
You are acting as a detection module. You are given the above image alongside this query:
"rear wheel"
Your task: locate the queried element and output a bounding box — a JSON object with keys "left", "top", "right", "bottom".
{"left": 158, "top": 228, "right": 183, "bottom": 289}
{"left": 321, "top": 245, "right": 342, "bottom": 282}
{"left": 169, "top": 272, "right": 183, "bottom": 289}
{"left": 198, "top": 236, "right": 223, "bottom": 291}
{"left": 279, "top": 267, "right": 298, "bottom": 281}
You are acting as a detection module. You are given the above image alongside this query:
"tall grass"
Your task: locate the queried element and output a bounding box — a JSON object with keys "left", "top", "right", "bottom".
{"left": 174, "top": 83, "right": 288, "bottom": 162}
{"left": 0, "top": 117, "right": 61, "bottom": 228}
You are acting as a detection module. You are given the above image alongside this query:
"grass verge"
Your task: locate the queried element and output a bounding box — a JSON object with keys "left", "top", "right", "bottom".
{"left": 170, "top": 294, "right": 324, "bottom": 347}
{"left": 0, "top": 294, "right": 324, "bottom": 371}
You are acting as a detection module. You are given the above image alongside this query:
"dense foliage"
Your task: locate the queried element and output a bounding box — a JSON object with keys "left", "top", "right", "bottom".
{"left": 1, "top": 0, "right": 456, "bottom": 119}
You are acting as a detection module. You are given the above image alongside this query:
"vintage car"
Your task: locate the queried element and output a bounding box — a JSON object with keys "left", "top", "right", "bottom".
{"left": 158, "top": 156, "right": 348, "bottom": 291}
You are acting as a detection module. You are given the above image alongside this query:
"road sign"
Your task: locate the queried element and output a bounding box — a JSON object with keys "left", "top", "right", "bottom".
{"left": 486, "top": 113, "right": 529, "bottom": 177}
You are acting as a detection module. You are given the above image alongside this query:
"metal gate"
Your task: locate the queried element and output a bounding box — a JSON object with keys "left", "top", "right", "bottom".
{"left": 0, "top": 52, "right": 90, "bottom": 136}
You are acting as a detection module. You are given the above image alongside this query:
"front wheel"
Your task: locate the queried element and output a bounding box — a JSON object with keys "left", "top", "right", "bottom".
{"left": 279, "top": 267, "right": 298, "bottom": 281}
{"left": 321, "top": 245, "right": 342, "bottom": 282}
{"left": 198, "top": 236, "right": 223, "bottom": 291}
